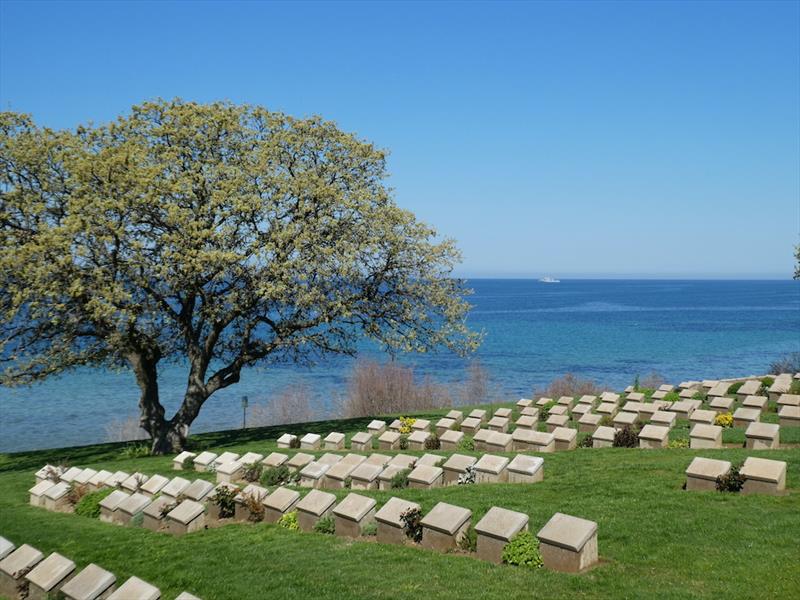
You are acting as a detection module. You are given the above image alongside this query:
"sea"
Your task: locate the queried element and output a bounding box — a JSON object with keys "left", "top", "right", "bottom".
{"left": 1, "top": 279, "right": 798, "bottom": 453}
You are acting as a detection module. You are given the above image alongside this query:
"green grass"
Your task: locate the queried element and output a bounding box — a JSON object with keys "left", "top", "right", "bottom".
{"left": 0, "top": 403, "right": 798, "bottom": 600}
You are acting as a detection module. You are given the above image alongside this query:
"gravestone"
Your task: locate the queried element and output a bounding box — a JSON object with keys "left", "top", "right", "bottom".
{"left": 59, "top": 563, "right": 116, "bottom": 600}
{"left": 263, "top": 487, "right": 301, "bottom": 523}
{"left": 739, "top": 457, "right": 786, "bottom": 495}
{"left": 690, "top": 424, "right": 723, "bottom": 449}
{"left": 475, "top": 507, "right": 529, "bottom": 564}
{"left": 332, "top": 493, "right": 377, "bottom": 538}
{"left": 536, "top": 512, "right": 598, "bottom": 573}
{"left": 166, "top": 500, "right": 206, "bottom": 535}
{"left": 442, "top": 454, "right": 478, "bottom": 485}
{"left": 296, "top": 489, "right": 337, "bottom": 532}
{"left": 506, "top": 454, "right": 544, "bottom": 484}
{"left": 375, "top": 497, "right": 420, "bottom": 545}
{"left": 378, "top": 431, "right": 401, "bottom": 451}
{"left": 439, "top": 429, "right": 464, "bottom": 450}
{"left": 685, "top": 457, "right": 731, "bottom": 492}
{"left": 408, "top": 464, "right": 444, "bottom": 489}
{"left": 300, "top": 433, "right": 322, "bottom": 450}
{"left": 744, "top": 422, "right": 780, "bottom": 450}
{"left": 0, "top": 544, "right": 44, "bottom": 599}
{"left": 107, "top": 576, "right": 160, "bottom": 600}
{"left": 324, "top": 432, "right": 346, "bottom": 450}
{"left": 473, "top": 454, "right": 509, "bottom": 483}
{"left": 25, "top": 551, "right": 75, "bottom": 600}
{"left": 420, "top": 502, "right": 472, "bottom": 552}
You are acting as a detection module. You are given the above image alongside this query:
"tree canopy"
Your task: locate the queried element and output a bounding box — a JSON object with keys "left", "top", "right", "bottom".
{"left": 0, "top": 99, "right": 480, "bottom": 453}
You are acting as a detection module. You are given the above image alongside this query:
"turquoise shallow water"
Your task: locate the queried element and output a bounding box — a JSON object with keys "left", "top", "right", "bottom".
{"left": 1, "top": 279, "right": 798, "bottom": 452}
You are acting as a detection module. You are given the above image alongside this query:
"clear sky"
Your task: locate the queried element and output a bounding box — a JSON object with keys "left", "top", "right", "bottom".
{"left": 1, "top": 0, "right": 798, "bottom": 278}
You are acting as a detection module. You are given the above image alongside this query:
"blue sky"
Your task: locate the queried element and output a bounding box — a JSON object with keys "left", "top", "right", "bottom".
{"left": 1, "top": 1, "right": 798, "bottom": 278}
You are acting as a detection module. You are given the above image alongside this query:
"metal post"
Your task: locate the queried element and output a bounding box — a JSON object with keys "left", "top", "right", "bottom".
{"left": 241, "top": 395, "right": 249, "bottom": 429}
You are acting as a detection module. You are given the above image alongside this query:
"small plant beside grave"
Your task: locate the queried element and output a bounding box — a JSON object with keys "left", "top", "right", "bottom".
{"left": 182, "top": 455, "right": 194, "bottom": 469}
{"left": 212, "top": 486, "right": 238, "bottom": 519}
{"left": 457, "top": 465, "right": 476, "bottom": 485}
{"left": 539, "top": 400, "right": 557, "bottom": 422}
{"left": 362, "top": 522, "right": 378, "bottom": 536}
{"left": 456, "top": 436, "right": 475, "bottom": 451}
{"left": 714, "top": 413, "right": 734, "bottom": 428}
{"left": 501, "top": 532, "right": 543, "bottom": 568}
{"left": 613, "top": 425, "right": 639, "bottom": 448}
{"left": 668, "top": 438, "right": 689, "bottom": 449}
{"left": 278, "top": 511, "right": 299, "bottom": 530}
{"left": 457, "top": 526, "right": 478, "bottom": 552}
{"left": 390, "top": 468, "right": 411, "bottom": 489}
{"left": 244, "top": 492, "right": 265, "bottom": 522}
{"left": 399, "top": 417, "right": 416, "bottom": 434}
{"left": 578, "top": 435, "right": 594, "bottom": 448}
{"left": 75, "top": 488, "right": 114, "bottom": 519}
{"left": 120, "top": 443, "right": 150, "bottom": 459}
{"left": 242, "top": 463, "right": 263, "bottom": 483}
{"left": 289, "top": 437, "right": 301, "bottom": 449}
{"left": 716, "top": 462, "right": 746, "bottom": 493}
{"left": 313, "top": 516, "right": 336, "bottom": 535}
{"left": 400, "top": 507, "right": 423, "bottom": 543}
{"left": 424, "top": 432, "right": 441, "bottom": 450}
{"left": 260, "top": 465, "right": 290, "bottom": 487}
{"left": 66, "top": 483, "right": 90, "bottom": 507}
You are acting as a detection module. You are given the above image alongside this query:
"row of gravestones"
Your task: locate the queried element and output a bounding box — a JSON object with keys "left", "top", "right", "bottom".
{"left": 172, "top": 446, "right": 545, "bottom": 488}
{"left": 684, "top": 455, "right": 787, "bottom": 494}
{"left": 27, "top": 463, "right": 599, "bottom": 574}
{"left": 0, "top": 535, "right": 200, "bottom": 600}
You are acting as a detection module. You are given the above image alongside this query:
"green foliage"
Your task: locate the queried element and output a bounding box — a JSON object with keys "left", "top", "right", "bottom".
{"left": 131, "top": 511, "right": 145, "bottom": 528}
{"left": 313, "top": 516, "right": 335, "bottom": 535}
{"left": 390, "top": 468, "right": 411, "bottom": 489}
{"left": 182, "top": 456, "right": 194, "bottom": 470}
{"left": 74, "top": 488, "right": 114, "bottom": 519}
{"left": 362, "top": 522, "right": 377, "bottom": 537}
{"left": 457, "top": 526, "right": 477, "bottom": 552}
{"left": 343, "top": 476, "right": 352, "bottom": 489}
{"left": 424, "top": 432, "right": 441, "bottom": 450}
{"left": 790, "top": 380, "right": 800, "bottom": 395}
{"left": 539, "top": 400, "right": 557, "bottom": 422}
{"left": 289, "top": 437, "right": 301, "bottom": 449}
{"left": 578, "top": 435, "right": 593, "bottom": 448}
{"left": 399, "top": 435, "right": 409, "bottom": 450}
{"left": 727, "top": 382, "right": 744, "bottom": 395}
{"left": 212, "top": 486, "right": 239, "bottom": 519}
{"left": 456, "top": 436, "right": 475, "bottom": 452}
{"left": 243, "top": 492, "right": 265, "bottom": 522}
{"left": 599, "top": 415, "right": 614, "bottom": 427}
{"left": 613, "top": 425, "right": 639, "bottom": 448}
{"left": 716, "top": 463, "right": 745, "bottom": 493}
{"left": 668, "top": 439, "right": 689, "bottom": 449}
{"left": 278, "top": 511, "right": 299, "bottom": 531}
{"left": 760, "top": 377, "right": 775, "bottom": 387}
{"left": 260, "top": 465, "right": 290, "bottom": 487}
{"left": 119, "top": 443, "right": 151, "bottom": 459}
{"left": 501, "top": 532, "right": 543, "bottom": 568}
{"left": 0, "top": 101, "right": 479, "bottom": 452}
{"left": 400, "top": 507, "right": 423, "bottom": 543}
{"left": 692, "top": 390, "right": 707, "bottom": 402}
{"left": 663, "top": 391, "right": 680, "bottom": 403}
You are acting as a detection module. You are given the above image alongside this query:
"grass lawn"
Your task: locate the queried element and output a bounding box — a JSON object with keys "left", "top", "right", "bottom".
{"left": 0, "top": 402, "right": 798, "bottom": 600}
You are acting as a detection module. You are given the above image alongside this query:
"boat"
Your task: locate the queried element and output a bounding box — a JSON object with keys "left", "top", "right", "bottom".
{"left": 538, "top": 277, "right": 560, "bottom": 283}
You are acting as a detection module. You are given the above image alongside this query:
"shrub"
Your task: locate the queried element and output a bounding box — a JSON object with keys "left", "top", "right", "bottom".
{"left": 501, "top": 532, "right": 543, "bottom": 568}
{"left": 182, "top": 455, "right": 194, "bottom": 470}
{"left": 260, "top": 465, "right": 290, "bottom": 487}
{"left": 212, "top": 485, "right": 238, "bottom": 519}
{"left": 613, "top": 425, "right": 638, "bottom": 448}
{"left": 790, "top": 380, "right": 800, "bottom": 395}
{"left": 159, "top": 498, "right": 180, "bottom": 518}
{"left": 119, "top": 443, "right": 150, "bottom": 459}
{"left": 456, "top": 437, "right": 475, "bottom": 452}
{"left": 457, "top": 465, "right": 476, "bottom": 485}
{"left": 390, "top": 468, "right": 411, "bottom": 489}
{"left": 400, "top": 507, "right": 423, "bottom": 542}
{"left": 769, "top": 352, "right": 800, "bottom": 376}
{"left": 342, "top": 360, "right": 452, "bottom": 418}
{"left": 343, "top": 476, "right": 352, "bottom": 489}
{"left": 242, "top": 462, "right": 263, "bottom": 483}
{"left": 692, "top": 390, "right": 707, "bottom": 402}
{"left": 598, "top": 415, "right": 614, "bottom": 427}
{"left": 533, "top": 373, "right": 601, "bottom": 399}
{"left": 633, "top": 418, "right": 646, "bottom": 433}
{"left": 399, "top": 435, "right": 409, "bottom": 450}
{"left": 424, "top": 433, "right": 441, "bottom": 450}
{"left": 716, "top": 462, "right": 745, "bottom": 493}
{"left": 727, "top": 382, "right": 744, "bottom": 395}
{"left": 578, "top": 435, "right": 593, "bottom": 448}
{"left": 289, "top": 437, "right": 301, "bottom": 449}
{"left": 399, "top": 417, "right": 416, "bottom": 435}
{"left": 668, "top": 438, "right": 689, "bottom": 449}
{"left": 314, "top": 516, "right": 336, "bottom": 534}
{"left": 663, "top": 391, "right": 680, "bottom": 403}
{"left": 243, "top": 492, "right": 265, "bottom": 522}
{"left": 760, "top": 376, "right": 775, "bottom": 388}
{"left": 362, "top": 522, "right": 377, "bottom": 537}
{"left": 457, "top": 526, "right": 477, "bottom": 552}
{"left": 539, "top": 400, "right": 556, "bottom": 422}
{"left": 74, "top": 488, "right": 114, "bottom": 519}
{"left": 714, "top": 413, "right": 734, "bottom": 428}
{"left": 278, "top": 511, "right": 299, "bottom": 531}
{"left": 66, "top": 483, "right": 90, "bottom": 506}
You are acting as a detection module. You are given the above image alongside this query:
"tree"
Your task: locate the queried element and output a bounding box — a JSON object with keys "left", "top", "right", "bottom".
{"left": 794, "top": 244, "right": 800, "bottom": 280}
{"left": 0, "top": 100, "right": 480, "bottom": 454}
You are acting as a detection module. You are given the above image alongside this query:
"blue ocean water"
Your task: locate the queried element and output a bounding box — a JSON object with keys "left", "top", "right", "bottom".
{"left": 1, "top": 279, "right": 798, "bottom": 452}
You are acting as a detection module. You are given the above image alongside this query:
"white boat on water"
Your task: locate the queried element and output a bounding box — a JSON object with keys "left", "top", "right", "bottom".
{"left": 538, "top": 277, "right": 560, "bottom": 283}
